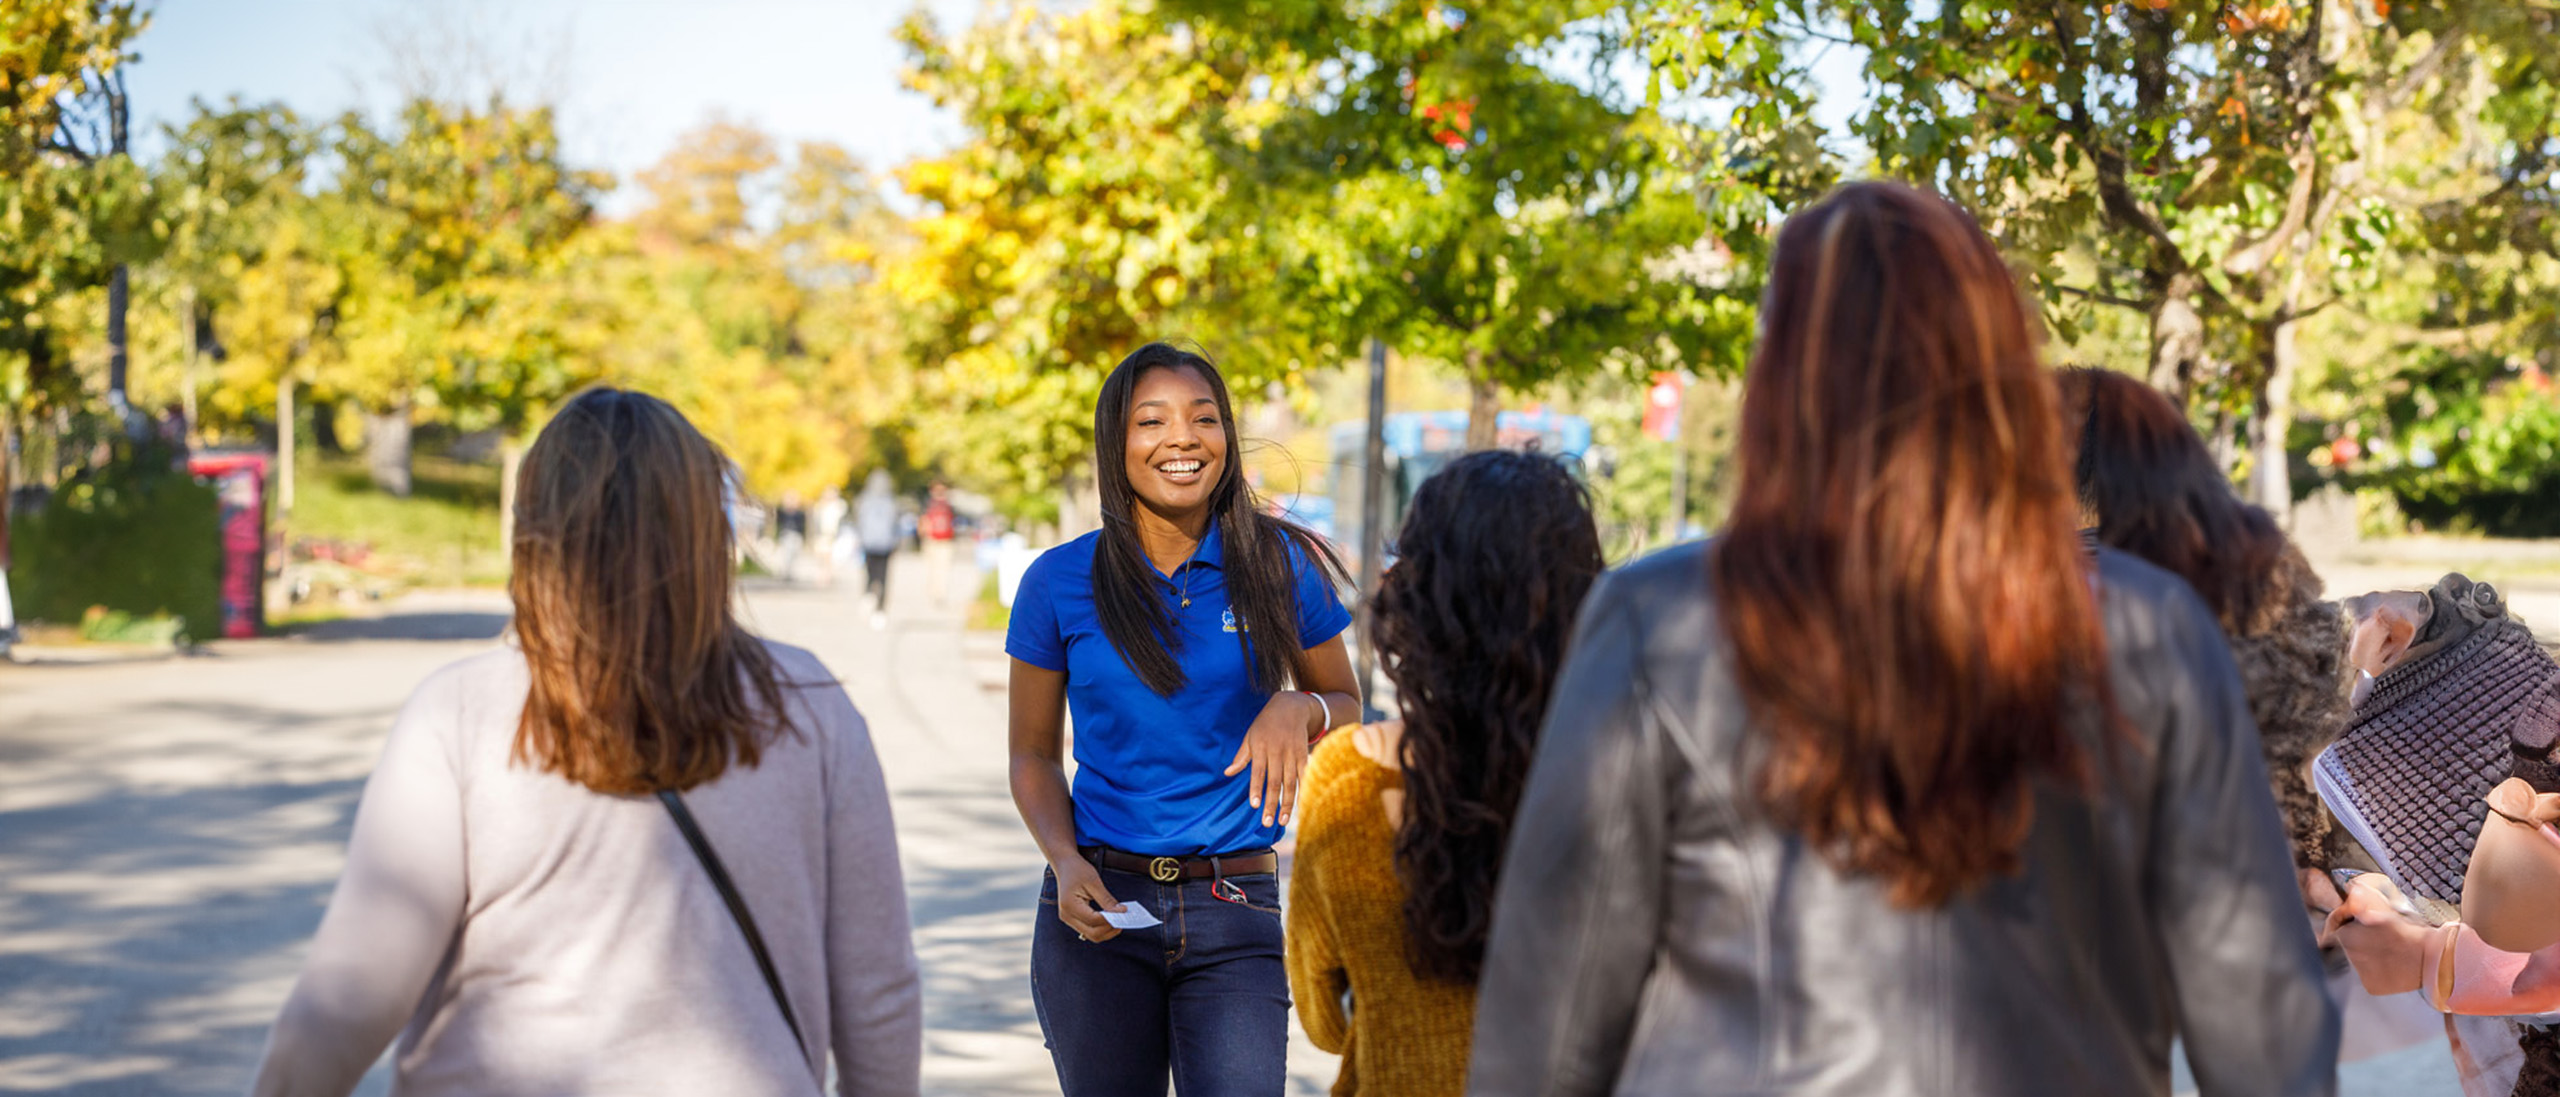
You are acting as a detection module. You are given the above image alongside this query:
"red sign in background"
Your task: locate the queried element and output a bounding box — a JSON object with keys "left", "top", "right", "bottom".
{"left": 1644, "top": 372, "right": 1685, "bottom": 442}
{"left": 186, "top": 453, "right": 268, "bottom": 639}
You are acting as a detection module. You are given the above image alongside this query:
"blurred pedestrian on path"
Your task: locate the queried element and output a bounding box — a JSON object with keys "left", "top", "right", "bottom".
{"left": 856, "top": 470, "right": 900, "bottom": 629}
{"left": 1287, "top": 450, "right": 1602, "bottom": 1096}
{"left": 248, "top": 388, "right": 921, "bottom": 1097}
{"left": 813, "top": 487, "right": 849, "bottom": 588}
{"left": 921, "top": 482, "right": 958, "bottom": 606}
{"left": 1006, "top": 343, "right": 1359, "bottom": 1097}
{"left": 1466, "top": 182, "right": 2338, "bottom": 1097}
{"left": 776, "top": 492, "right": 810, "bottom": 583}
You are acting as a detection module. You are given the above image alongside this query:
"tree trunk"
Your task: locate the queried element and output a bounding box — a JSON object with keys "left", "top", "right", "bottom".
{"left": 179, "top": 289, "right": 200, "bottom": 436}
{"left": 104, "top": 74, "right": 133, "bottom": 435}
{"left": 277, "top": 378, "right": 296, "bottom": 515}
{"left": 1, "top": 414, "right": 14, "bottom": 573}
{"left": 1464, "top": 359, "right": 1500, "bottom": 452}
{"left": 499, "top": 436, "right": 523, "bottom": 563}
{"left": 2209, "top": 402, "right": 2240, "bottom": 475}
{"left": 1055, "top": 472, "right": 1101, "bottom": 540}
{"left": 2250, "top": 318, "right": 2303, "bottom": 522}
{"left": 365, "top": 405, "right": 413, "bottom": 497}
{"left": 107, "top": 264, "right": 131, "bottom": 428}
{"left": 310, "top": 399, "right": 344, "bottom": 454}
{"left": 2147, "top": 273, "right": 2207, "bottom": 404}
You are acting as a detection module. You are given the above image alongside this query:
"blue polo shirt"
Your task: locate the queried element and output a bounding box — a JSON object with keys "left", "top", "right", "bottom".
{"left": 1006, "top": 524, "right": 1352, "bottom": 856}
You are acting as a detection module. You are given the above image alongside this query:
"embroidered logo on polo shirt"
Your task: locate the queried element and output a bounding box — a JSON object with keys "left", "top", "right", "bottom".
{"left": 1222, "top": 608, "right": 1241, "bottom": 633}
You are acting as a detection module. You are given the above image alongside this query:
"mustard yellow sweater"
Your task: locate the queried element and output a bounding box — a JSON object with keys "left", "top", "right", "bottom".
{"left": 1287, "top": 731, "right": 1476, "bottom": 1097}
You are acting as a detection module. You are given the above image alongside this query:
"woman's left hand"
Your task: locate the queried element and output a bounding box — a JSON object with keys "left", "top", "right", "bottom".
{"left": 1226, "top": 692, "right": 1319, "bottom": 827}
{"left": 2321, "top": 877, "right": 2434, "bottom": 996}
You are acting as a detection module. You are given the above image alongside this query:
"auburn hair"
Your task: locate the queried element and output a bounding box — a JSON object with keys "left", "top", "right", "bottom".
{"left": 2056, "top": 367, "right": 2290, "bottom": 636}
{"left": 1710, "top": 182, "right": 2117, "bottom": 909}
{"left": 509, "top": 387, "right": 793, "bottom": 794}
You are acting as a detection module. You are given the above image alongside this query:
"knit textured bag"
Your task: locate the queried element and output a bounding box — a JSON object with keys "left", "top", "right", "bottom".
{"left": 2314, "top": 576, "right": 2560, "bottom": 914}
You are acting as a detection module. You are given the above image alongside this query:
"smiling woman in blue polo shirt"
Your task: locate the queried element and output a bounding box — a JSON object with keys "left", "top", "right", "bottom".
{"left": 1008, "top": 342, "right": 1359, "bottom": 1097}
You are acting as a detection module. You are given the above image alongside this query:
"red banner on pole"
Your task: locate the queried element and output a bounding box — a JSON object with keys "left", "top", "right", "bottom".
{"left": 1643, "top": 372, "right": 1685, "bottom": 441}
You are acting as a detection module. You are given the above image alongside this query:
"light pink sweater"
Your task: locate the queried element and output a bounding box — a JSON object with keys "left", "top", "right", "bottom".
{"left": 248, "top": 642, "right": 920, "bottom": 1097}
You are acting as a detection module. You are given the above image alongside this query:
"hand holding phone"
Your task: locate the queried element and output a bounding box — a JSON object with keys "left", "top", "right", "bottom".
{"left": 2330, "top": 868, "right": 2452, "bottom": 927}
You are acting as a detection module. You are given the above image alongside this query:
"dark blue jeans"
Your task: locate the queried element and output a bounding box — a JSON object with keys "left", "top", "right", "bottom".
{"left": 1031, "top": 862, "right": 1289, "bottom": 1097}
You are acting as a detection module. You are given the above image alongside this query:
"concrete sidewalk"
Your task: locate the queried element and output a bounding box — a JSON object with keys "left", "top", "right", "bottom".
{"left": 0, "top": 552, "right": 1340, "bottom": 1095}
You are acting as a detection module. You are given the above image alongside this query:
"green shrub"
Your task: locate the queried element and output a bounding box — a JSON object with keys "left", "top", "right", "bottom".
{"left": 8, "top": 450, "right": 222, "bottom": 640}
{"left": 79, "top": 606, "right": 186, "bottom": 646}
{"left": 966, "top": 569, "right": 1009, "bottom": 632}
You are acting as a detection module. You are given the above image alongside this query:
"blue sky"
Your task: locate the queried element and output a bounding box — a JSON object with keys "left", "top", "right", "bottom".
{"left": 125, "top": 0, "right": 983, "bottom": 212}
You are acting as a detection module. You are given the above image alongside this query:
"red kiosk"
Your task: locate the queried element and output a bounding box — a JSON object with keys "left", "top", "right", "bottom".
{"left": 186, "top": 452, "right": 269, "bottom": 639}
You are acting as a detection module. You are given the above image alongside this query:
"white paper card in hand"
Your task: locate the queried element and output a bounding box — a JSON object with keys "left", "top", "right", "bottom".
{"left": 1101, "top": 902, "right": 1162, "bottom": 929}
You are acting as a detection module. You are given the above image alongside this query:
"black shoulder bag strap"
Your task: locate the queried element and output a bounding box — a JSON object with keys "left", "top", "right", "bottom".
{"left": 657, "top": 789, "right": 806, "bottom": 1051}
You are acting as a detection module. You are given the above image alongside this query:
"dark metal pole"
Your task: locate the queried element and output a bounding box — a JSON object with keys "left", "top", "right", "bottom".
{"left": 105, "top": 70, "right": 137, "bottom": 436}
{"left": 1661, "top": 435, "right": 1687, "bottom": 548}
{"left": 1355, "top": 337, "right": 1389, "bottom": 720}
{"left": 107, "top": 265, "right": 129, "bottom": 412}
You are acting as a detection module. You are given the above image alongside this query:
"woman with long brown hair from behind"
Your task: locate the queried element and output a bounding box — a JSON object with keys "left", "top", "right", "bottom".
{"left": 1466, "top": 182, "right": 2338, "bottom": 1096}
{"left": 249, "top": 388, "right": 921, "bottom": 1097}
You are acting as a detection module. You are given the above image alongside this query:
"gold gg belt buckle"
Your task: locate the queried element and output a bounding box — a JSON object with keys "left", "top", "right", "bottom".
{"left": 1148, "top": 856, "right": 1183, "bottom": 884}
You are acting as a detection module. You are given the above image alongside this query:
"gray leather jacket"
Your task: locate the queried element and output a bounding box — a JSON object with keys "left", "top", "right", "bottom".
{"left": 1468, "top": 545, "right": 2338, "bottom": 1097}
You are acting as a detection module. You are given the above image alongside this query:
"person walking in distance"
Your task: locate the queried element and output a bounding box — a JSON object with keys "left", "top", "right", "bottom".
{"left": 1465, "top": 182, "right": 2338, "bottom": 1097}
{"left": 812, "top": 487, "right": 849, "bottom": 588}
{"left": 775, "top": 492, "right": 809, "bottom": 583}
{"left": 855, "top": 471, "right": 901, "bottom": 630}
{"left": 1287, "top": 450, "right": 1603, "bottom": 1096}
{"left": 248, "top": 388, "right": 922, "bottom": 1097}
{"left": 921, "top": 482, "right": 959, "bottom": 606}
{"left": 1007, "top": 342, "right": 1360, "bottom": 1097}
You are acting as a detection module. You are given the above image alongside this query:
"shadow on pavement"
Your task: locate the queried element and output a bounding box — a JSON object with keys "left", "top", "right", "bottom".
{"left": 0, "top": 658, "right": 425, "bottom": 1096}
{"left": 0, "top": 775, "right": 365, "bottom": 1095}
{"left": 294, "top": 612, "right": 510, "bottom": 643}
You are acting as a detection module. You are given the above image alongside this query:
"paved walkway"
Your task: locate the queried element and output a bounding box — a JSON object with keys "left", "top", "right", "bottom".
{"left": 0, "top": 558, "right": 1339, "bottom": 1095}
{"left": 0, "top": 551, "right": 2466, "bottom": 1095}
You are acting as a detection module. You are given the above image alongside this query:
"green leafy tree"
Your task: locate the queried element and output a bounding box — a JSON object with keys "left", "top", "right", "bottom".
{"left": 1637, "top": 1, "right": 2500, "bottom": 512}
{"left": 324, "top": 98, "right": 605, "bottom": 495}
{"left": 153, "top": 99, "right": 324, "bottom": 431}
{"left": 889, "top": 3, "right": 1318, "bottom": 522}
{"left": 0, "top": 0, "right": 154, "bottom": 424}
{"left": 1157, "top": 0, "right": 1739, "bottom": 448}
{"left": 599, "top": 125, "right": 907, "bottom": 502}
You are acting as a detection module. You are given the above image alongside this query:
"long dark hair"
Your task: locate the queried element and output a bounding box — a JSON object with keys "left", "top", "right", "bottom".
{"left": 2056, "top": 367, "right": 2290, "bottom": 636}
{"left": 1372, "top": 450, "right": 1602, "bottom": 983}
{"left": 1710, "top": 182, "right": 2118, "bottom": 909}
{"left": 1093, "top": 343, "right": 1346, "bottom": 695}
{"left": 511, "top": 387, "right": 791, "bottom": 794}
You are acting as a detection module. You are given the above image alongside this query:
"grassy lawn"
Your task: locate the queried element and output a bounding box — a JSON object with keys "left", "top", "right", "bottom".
{"left": 283, "top": 454, "right": 509, "bottom": 589}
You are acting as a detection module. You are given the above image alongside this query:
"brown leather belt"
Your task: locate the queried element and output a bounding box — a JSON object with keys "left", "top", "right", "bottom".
{"left": 1081, "top": 846, "right": 1277, "bottom": 885}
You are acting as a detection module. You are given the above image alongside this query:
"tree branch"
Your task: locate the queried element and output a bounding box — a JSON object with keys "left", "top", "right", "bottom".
{"left": 42, "top": 134, "right": 97, "bottom": 164}
{"left": 2047, "top": 282, "right": 2151, "bottom": 311}
{"left": 2386, "top": 29, "right": 2463, "bottom": 112}
{"left": 2040, "top": 0, "right": 2222, "bottom": 310}
{"left": 2396, "top": 319, "right": 2511, "bottom": 348}
{"left": 2223, "top": 136, "right": 2321, "bottom": 279}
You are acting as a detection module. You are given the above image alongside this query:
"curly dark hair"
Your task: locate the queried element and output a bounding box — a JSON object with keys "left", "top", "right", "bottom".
{"left": 1371, "top": 449, "right": 1604, "bottom": 984}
